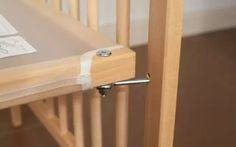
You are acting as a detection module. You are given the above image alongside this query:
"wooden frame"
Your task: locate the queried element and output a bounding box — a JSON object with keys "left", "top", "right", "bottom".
{"left": 1, "top": 0, "right": 183, "bottom": 147}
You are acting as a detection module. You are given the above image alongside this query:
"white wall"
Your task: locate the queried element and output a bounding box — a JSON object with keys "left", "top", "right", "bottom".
{"left": 184, "top": 0, "right": 236, "bottom": 37}
{"left": 61, "top": 0, "right": 236, "bottom": 46}
{"left": 185, "top": 0, "right": 236, "bottom": 12}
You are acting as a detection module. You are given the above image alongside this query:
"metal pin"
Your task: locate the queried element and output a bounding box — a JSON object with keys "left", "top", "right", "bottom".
{"left": 97, "top": 74, "right": 151, "bottom": 97}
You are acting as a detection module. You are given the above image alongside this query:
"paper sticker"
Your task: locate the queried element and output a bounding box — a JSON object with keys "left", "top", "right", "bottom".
{"left": 0, "top": 15, "right": 18, "bottom": 37}
{"left": 0, "top": 36, "right": 37, "bottom": 58}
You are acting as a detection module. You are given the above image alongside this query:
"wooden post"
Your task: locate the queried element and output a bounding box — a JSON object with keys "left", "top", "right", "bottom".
{"left": 90, "top": 90, "right": 103, "bottom": 147}
{"left": 144, "top": 0, "right": 183, "bottom": 147}
{"left": 116, "top": 0, "right": 130, "bottom": 147}
{"left": 73, "top": 92, "right": 85, "bottom": 147}
{"left": 10, "top": 106, "right": 22, "bottom": 127}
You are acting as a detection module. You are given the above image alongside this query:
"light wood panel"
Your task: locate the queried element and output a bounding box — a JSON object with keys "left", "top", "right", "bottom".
{"left": 144, "top": 0, "right": 183, "bottom": 147}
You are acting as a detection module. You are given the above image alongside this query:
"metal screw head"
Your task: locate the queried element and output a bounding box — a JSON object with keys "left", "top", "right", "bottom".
{"left": 96, "top": 49, "right": 112, "bottom": 57}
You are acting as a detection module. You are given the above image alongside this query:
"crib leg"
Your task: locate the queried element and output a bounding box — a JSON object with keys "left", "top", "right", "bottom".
{"left": 116, "top": 86, "right": 129, "bottom": 147}
{"left": 90, "top": 90, "right": 103, "bottom": 147}
{"left": 10, "top": 106, "right": 22, "bottom": 127}
{"left": 72, "top": 92, "right": 85, "bottom": 147}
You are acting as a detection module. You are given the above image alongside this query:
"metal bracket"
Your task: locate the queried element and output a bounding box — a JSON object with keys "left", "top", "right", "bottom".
{"left": 97, "top": 74, "right": 151, "bottom": 97}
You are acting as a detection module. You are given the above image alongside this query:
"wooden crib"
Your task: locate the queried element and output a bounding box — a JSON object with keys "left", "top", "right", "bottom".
{"left": 0, "top": 0, "right": 183, "bottom": 147}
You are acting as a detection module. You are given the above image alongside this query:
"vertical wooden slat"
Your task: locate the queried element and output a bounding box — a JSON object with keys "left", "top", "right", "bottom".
{"left": 144, "top": 0, "right": 183, "bottom": 147}
{"left": 87, "top": 1, "right": 101, "bottom": 146}
{"left": 45, "top": 98, "right": 55, "bottom": 118}
{"left": 116, "top": 0, "right": 130, "bottom": 46}
{"left": 73, "top": 92, "right": 85, "bottom": 147}
{"left": 88, "top": 0, "right": 99, "bottom": 31}
{"left": 58, "top": 95, "right": 68, "bottom": 134}
{"left": 90, "top": 90, "right": 103, "bottom": 147}
{"left": 69, "top": 0, "right": 80, "bottom": 19}
{"left": 53, "top": 0, "right": 61, "bottom": 10}
{"left": 116, "top": 0, "right": 130, "bottom": 147}
{"left": 10, "top": 106, "right": 22, "bottom": 127}
{"left": 116, "top": 86, "right": 129, "bottom": 147}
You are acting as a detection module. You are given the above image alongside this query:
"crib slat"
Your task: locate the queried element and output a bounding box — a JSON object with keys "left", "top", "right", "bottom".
{"left": 10, "top": 106, "right": 22, "bottom": 127}
{"left": 90, "top": 90, "right": 103, "bottom": 147}
{"left": 87, "top": 3, "right": 101, "bottom": 146}
{"left": 53, "top": 0, "right": 61, "bottom": 10}
{"left": 88, "top": 0, "right": 99, "bottom": 31}
{"left": 69, "top": 0, "right": 80, "bottom": 19}
{"left": 45, "top": 98, "right": 55, "bottom": 118}
{"left": 58, "top": 95, "right": 68, "bottom": 134}
{"left": 116, "top": 86, "right": 129, "bottom": 147}
{"left": 116, "top": 0, "right": 130, "bottom": 147}
{"left": 73, "top": 92, "right": 85, "bottom": 147}
{"left": 116, "top": 0, "right": 130, "bottom": 46}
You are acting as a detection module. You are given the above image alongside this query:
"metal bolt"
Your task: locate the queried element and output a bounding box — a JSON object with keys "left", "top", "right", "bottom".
{"left": 96, "top": 49, "right": 112, "bottom": 57}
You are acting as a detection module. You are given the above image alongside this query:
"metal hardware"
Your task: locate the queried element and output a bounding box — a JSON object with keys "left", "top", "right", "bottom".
{"left": 96, "top": 49, "right": 112, "bottom": 57}
{"left": 97, "top": 74, "right": 151, "bottom": 97}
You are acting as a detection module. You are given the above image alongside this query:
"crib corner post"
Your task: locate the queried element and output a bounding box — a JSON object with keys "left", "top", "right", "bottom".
{"left": 144, "top": 0, "right": 183, "bottom": 147}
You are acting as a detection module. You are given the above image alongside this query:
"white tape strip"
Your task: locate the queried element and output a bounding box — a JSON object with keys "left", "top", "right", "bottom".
{"left": 78, "top": 45, "right": 124, "bottom": 90}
